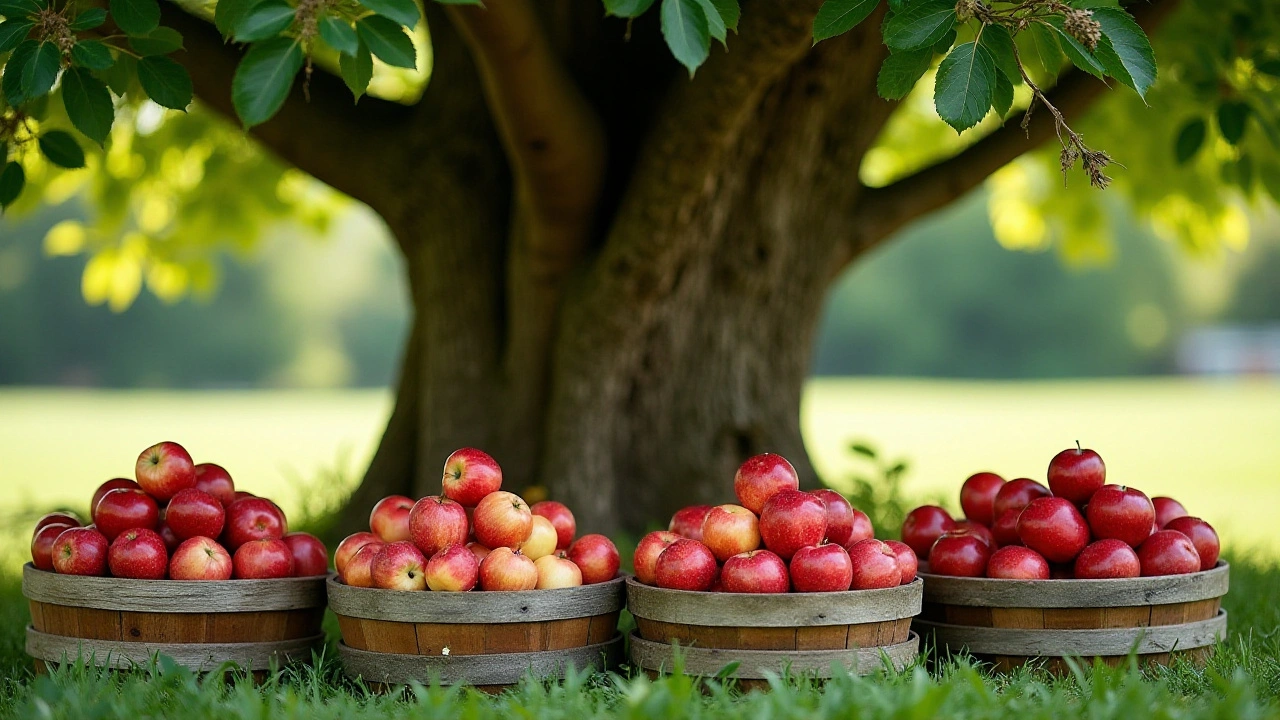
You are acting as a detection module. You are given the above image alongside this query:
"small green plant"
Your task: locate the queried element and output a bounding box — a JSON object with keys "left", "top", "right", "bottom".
{"left": 839, "top": 441, "right": 946, "bottom": 539}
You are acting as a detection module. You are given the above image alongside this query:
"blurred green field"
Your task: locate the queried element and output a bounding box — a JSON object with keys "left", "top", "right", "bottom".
{"left": 2, "top": 378, "right": 1278, "bottom": 564}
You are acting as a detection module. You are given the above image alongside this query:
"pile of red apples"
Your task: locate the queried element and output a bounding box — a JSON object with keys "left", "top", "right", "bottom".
{"left": 633, "top": 454, "right": 915, "bottom": 593}
{"left": 30, "top": 442, "right": 327, "bottom": 581}
{"left": 903, "top": 443, "right": 1220, "bottom": 580}
{"left": 334, "top": 449, "right": 620, "bottom": 592}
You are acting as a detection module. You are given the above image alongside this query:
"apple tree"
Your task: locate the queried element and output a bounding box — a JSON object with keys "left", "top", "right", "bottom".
{"left": 1, "top": 0, "right": 1278, "bottom": 532}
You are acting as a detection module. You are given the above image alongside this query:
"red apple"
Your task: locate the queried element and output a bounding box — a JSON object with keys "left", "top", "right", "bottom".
{"left": 1073, "top": 538, "right": 1141, "bottom": 579}
{"left": 134, "top": 441, "right": 197, "bottom": 502}
{"left": 472, "top": 491, "right": 533, "bottom": 549}
{"left": 900, "top": 505, "right": 955, "bottom": 560}
{"left": 283, "top": 532, "right": 329, "bottom": 576}
{"left": 233, "top": 538, "right": 295, "bottom": 579}
{"left": 224, "top": 497, "right": 287, "bottom": 550}
{"left": 1153, "top": 497, "right": 1190, "bottom": 529}
{"left": 1164, "top": 517, "right": 1219, "bottom": 571}
{"left": 992, "top": 478, "right": 1051, "bottom": 520}
{"left": 733, "top": 453, "right": 800, "bottom": 515}
{"left": 653, "top": 539, "right": 717, "bottom": 591}
{"left": 166, "top": 488, "right": 226, "bottom": 541}
{"left": 1017, "top": 497, "right": 1091, "bottom": 563}
{"left": 847, "top": 538, "right": 902, "bottom": 590}
{"left": 928, "top": 531, "right": 991, "bottom": 578}
{"left": 426, "top": 544, "right": 480, "bottom": 591}
{"left": 534, "top": 554, "right": 583, "bottom": 589}
{"left": 991, "top": 508, "right": 1023, "bottom": 547}
{"left": 791, "top": 544, "right": 855, "bottom": 592}
{"left": 633, "top": 530, "right": 681, "bottom": 586}
{"left": 108, "top": 528, "right": 169, "bottom": 579}
{"left": 35, "top": 512, "right": 82, "bottom": 534}
{"left": 479, "top": 547, "right": 537, "bottom": 591}
{"left": 810, "top": 489, "right": 855, "bottom": 546}
{"left": 90, "top": 479, "right": 138, "bottom": 517}
{"left": 1138, "top": 530, "right": 1201, "bottom": 576}
{"left": 566, "top": 534, "right": 620, "bottom": 584}
{"left": 343, "top": 541, "right": 383, "bottom": 587}
{"left": 370, "top": 541, "right": 427, "bottom": 590}
{"left": 31, "top": 523, "right": 74, "bottom": 571}
{"left": 1086, "top": 485, "right": 1155, "bottom": 548}
{"left": 986, "top": 545, "right": 1050, "bottom": 579}
{"left": 408, "top": 495, "right": 469, "bottom": 558}
{"left": 954, "top": 520, "right": 995, "bottom": 548}
{"left": 334, "top": 532, "right": 380, "bottom": 576}
{"left": 721, "top": 549, "right": 790, "bottom": 593}
{"left": 885, "top": 540, "right": 918, "bottom": 583}
{"left": 94, "top": 488, "right": 159, "bottom": 541}
{"left": 1047, "top": 443, "right": 1106, "bottom": 506}
{"left": 759, "top": 490, "right": 827, "bottom": 560}
{"left": 369, "top": 495, "right": 415, "bottom": 543}
{"left": 518, "top": 515, "right": 559, "bottom": 561}
{"left": 441, "top": 447, "right": 503, "bottom": 507}
{"left": 233, "top": 491, "right": 256, "bottom": 502}
{"left": 847, "top": 509, "right": 875, "bottom": 546}
{"left": 960, "top": 472, "right": 1005, "bottom": 526}
{"left": 700, "top": 504, "right": 761, "bottom": 562}
{"left": 169, "top": 536, "right": 233, "bottom": 580}
{"left": 530, "top": 501, "right": 576, "bottom": 549}
{"left": 156, "top": 522, "right": 181, "bottom": 552}
{"left": 467, "top": 542, "right": 491, "bottom": 563}
{"left": 51, "top": 527, "right": 109, "bottom": 576}
{"left": 668, "top": 505, "right": 713, "bottom": 542}
{"left": 193, "top": 463, "right": 236, "bottom": 507}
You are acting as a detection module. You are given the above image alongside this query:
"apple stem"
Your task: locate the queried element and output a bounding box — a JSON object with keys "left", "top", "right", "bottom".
{"left": 1075, "top": 440, "right": 1082, "bottom": 454}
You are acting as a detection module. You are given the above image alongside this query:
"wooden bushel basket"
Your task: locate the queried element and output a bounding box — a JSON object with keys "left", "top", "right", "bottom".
{"left": 23, "top": 564, "right": 327, "bottom": 674}
{"left": 626, "top": 577, "right": 922, "bottom": 684}
{"left": 328, "top": 575, "right": 626, "bottom": 690}
{"left": 913, "top": 561, "right": 1229, "bottom": 673}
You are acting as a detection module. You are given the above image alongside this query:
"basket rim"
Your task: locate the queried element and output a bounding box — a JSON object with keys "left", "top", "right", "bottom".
{"left": 327, "top": 573, "right": 628, "bottom": 623}
{"left": 917, "top": 560, "right": 1228, "bottom": 608}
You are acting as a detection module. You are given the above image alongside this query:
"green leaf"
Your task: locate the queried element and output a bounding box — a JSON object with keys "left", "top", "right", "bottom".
{"left": 98, "top": 54, "right": 137, "bottom": 95}
{"left": 978, "top": 24, "right": 1019, "bottom": 84}
{"left": 991, "top": 68, "right": 1012, "bottom": 116}
{"left": 339, "top": 38, "right": 373, "bottom": 100}
{"left": 876, "top": 47, "right": 932, "bottom": 100}
{"left": 129, "top": 27, "right": 185, "bottom": 56}
{"left": 319, "top": 16, "right": 359, "bottom": 56}
{"left": 849, "top": 442, "right": 877, "bottom": 458}
{"left": 1217, "top": 101, "right": 1249, "bottom": 145}
{"left": 1021, "top": 23, "right": 1065, "bottom": 78}
{"left": 694, "top": 0, "right": 726, "bottom": 43}
{"left": 110, "top": 0, "right": 161, "bottom": 36}
{"left": 1259, "top": 163, "right": 1280, "bottom": 204}
{"left": 932, "top": 27, "right": 955, "bottom": 54}
{"left": 72, "top": 40, "right": 116, "bottom": 70}
{"left": 234, "top": 0, "right": 296, "bottom": 42}
{"left": 232, "top": 37, "right": 303, "bottom": 126}
{"left": 1174, "top": 118, "right": 1205, "bottom": 164}
{"left": 1257, "top": 59, "right": 1280, "bottom": 78}
{"left": 358, "top": 0, "right": 420, "bottom": 30}
{"left": 69, "top": 7, "right": 108, "bottom": 30}
{"left": 215, "top": 0, "right": 266, "bottom": 37}
{"left": 137, "top": 56, "right": 193, "bottom": 109}
{"left": 38, "top": 131, "right": 86, "bottom": 169}
{"left": 0, "top": 19, "right": 33, "bottom": 52}
{"left": 813, "top": 0, "right": 879, "bottom": 43}
{"left": 660, "top": 0, "right": 709, "bottom": 76}
{"left": 1090, "top": 8, "right": 1155, "bottom": 98}
{"left": 603, "top": 0, "right": 655, "bottom": 18}
{"left": 0, "top": 0, "right": 42, "bottom": 18}
{"left": 883, "top": 0, "right": 955, "bottom": 51}
{"left": 0, "top": 161, "right": 24, "bottom": 209}
{"left": 709, "top": 0, "right": 738, "bottom": 31}
{"left": 61, "top": 67, "right": 115, "bottom": 146}
{"left": 2, "top": 40, "right": 61, "bottom": 107}
{"left": 356, "top": 15, "right": 416, "bottom": 68}
{"left": 887, "top": 0, "right": 906, "bottom": 12}
{"left": 934, "top": 41, "right": 996, "bottom": 133}
{"left": 1041, "top": 17, "right": 1104, "bottom": 79}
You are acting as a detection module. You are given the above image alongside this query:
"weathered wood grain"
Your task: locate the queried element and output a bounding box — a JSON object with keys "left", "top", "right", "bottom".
{"left": 918, "top": 562, "right": 1228, "bottom": 609}
{"left": 25, "top": 625, "right": 322, "bottom": 671}
{"left": 327, "top": 575, "right": 626, "bottom": 623}
{"left": 628, "top": 631, "right": 919, "bottom": 679}
{"left": 625, "top": 577, "right": 922, "bottom": 627}
{"left": 914, "top": 609, "right": 1227, "bottom": 656}
{"left": 336, "top": 635, "right": 623, "bottom": 686}
{"left": 22, "top": 565, "right": 327, "bottom": 613}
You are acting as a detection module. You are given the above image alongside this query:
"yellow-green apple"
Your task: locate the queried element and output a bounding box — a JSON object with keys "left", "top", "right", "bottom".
{"left": 426, "top": 544, "right": 480, "bottom": 591}
{"left": 633, "top": 530, "right": 681, "bottom": 585}
{"left": 847, "top": 539, "right": 902, "bottom": 589}
{"left": 479, "top": 547, "right": 538, "bottom": 590}
{"left": 1086, "top": 485, "right": 1155, "bottom": 548}
{"left": 668, "top": 505, "right": 712, "bottom": 542}
{"left": 810, "top": 489, "right": 854, "bottom": 546}
{"left": 90, "top": 479, "right": 137, "bottom": 517}
{"left": 31, "top": 523, "right": 74, "bottom": 571}
{"left": 733, "top": 453, "right": 800, "bottom": 515}
{"left": 334, "top": 532, "right": 379, "bottom": 576}
{"left": 370, "top": 541, "right": 427, "bottom": 590}
{"left": 467, "top": 542, "right": 491, "bottom": 562}
{"left": 534, "top": 554, "right": 583, "bottom": 589}
{"left": 992, "top": 478, "right": 1050, "bottom": 520}
{"left": 884, "top": 540, "right": 918, "bottom": 583}
{"left": 343, "top": 542, "right": 383, "bottom": 587}
{"left": 442, "top": 447, "right": 503, "bottom": 507}
{"left": 759, "top": 490, "right": 827, "bottom": 560}
{"left": 566, "top": 534, "right": 620, "bottom": 584}
{"left": 193, "top": 463, "right": 236, "bottom": 507}
{"left": 1073, "top": 538, "right": 1140, "bottom": 579}
{"left": 654, "top": 539, "right": 717, "bottom": 591}
{"left": 1017, "top": 497, "right": 1090, "bottom": 563}
{"left": 134, "top": 441, "right": 197, "bottom": 501}
{"left": 530, "top": 501, "right": 576, "bottom": 549}
{"left": 94, "top": 488, "right": 159, "bottom": 541}
{"left": 1153, "top": 496, "right": 1189, "bottom": 529}
{"left": 224, "top": 497, "right": 287, "bottom": 550}
{"left": 986, "top": 545, "right": 1050, "bottom": 579}
{"left": 959, "top": 472, "right": 1005, "bottom": 526}
{"left": 518, "top": 515, "right": 559, "bottom": 560}
{"left": 790, "top": 543, "right": 854, "bottom": 592}
{"left": 51, "top": 527, "right": 109, "bottom": 576}
{"left": 900, "top": 505, "right": 955, "bottom": 559}
{"left": 1047, "top": 443, "right": 1106, "bottom": 506}
{"left": 166, "top": 488, "right": 226, "bottom": 541}
{"left": 721, "top": 549, "right": 790, "bottom": 593}
{"left": 409, "top": 495, "right": 469, "bottom": 557}
{"left": 283, "top": 532, "right": 329, "bottom": 576}
{"left": 700, "top": 504, "right": 761, "bottom": 562}
{"left": 473, "top": 491, "right": 533, "bottom": 549}
{"left": 233, "top": 538, "right": 295, "bottom": 579}
{"left": 1164, "top": 517, "right": 1219, "bottom": 571}
{"left": 369, "top": 495, "right": 415, "bottom": 543}
{"left": 1138, "top": 529, "right": 1201, "bottom": 576}
{"left": 928, "top": 531, "right": 991, "bottom": 577}
{"left": 108, "top": 528, "right": 169, "bottom": 579}
{"left": 169, "top": 536, "right": 233, "bottom": 580}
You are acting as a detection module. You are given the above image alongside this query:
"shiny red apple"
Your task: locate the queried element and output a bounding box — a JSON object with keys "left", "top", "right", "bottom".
{"left": 90, "top": 479, "right": 138, "bottom": 518}
{"left": 789, "top": 544, "right": 853, "bottom": 592}
{"left": 701, "top": 504, "right": 761, "bottom": 562}
{"left": 633, "top": 530, "right": 681, "bottom": 585}
{"left": 234, "top": 538, "right": 295, "bottom": 579}
{"left": 1152, "top": 496, "right": 1189, "bottom": 528}
{"left": 442, "top": 447, "right": 504, "bottom": 507}
{"left": 985, "top": 545, "right": 1050, "bottom": 579}
{"left": 1086, "top": 485, "right": 1155, "bottom": 548}
{"left": 954, "top": 520, "right": 995, "bottom": 548}
{"left": 166, "top": 488, "right": 226, "bottom": 541}
{"left": 1073, "top": 538, "right": 1141, "bottom": 579}
{"left": 960, "top": 472, "right": 1005, "bottom": 526}
{"left": 224, "top": 497, "right": 287, "bottom": 550}
{"left": 334, "top": 531, "right": 380, "bottom": 576}
{"left": 721, "top": 549, "right": 790, "bottom": 593}
{"left": 31, "top": 523, "right": 74, "bottom": 571}
{"left": 566, "top": 534, "right": 620, "bottom": 584}
{"left": 1047, "top": 443, "right": 1106, "bottom": 505}
{"left": 94, "top": 488, "right": 159, "bottom": 541}
{"left": 654, "top": 539, "right": 717, "bottom": 591}
{"left": 426, "top": 543, "right": 480, "bottom": 591}
{"left": 1016, "top": 497, "right": 1090, "bottom": 563}
{"left": 900, "top": 505, "right": 955, "bottom": 560}
{"left": 530, "top": 500, "right": 576, "bottom": 549}
{"left": 369, "top": 495, "right": 415, "bottom": 543}
{"left": 343, "top": 541, "right": 383, "bottom": 587}
{"left": 668, "top": 505, "right": 713, "bottom": 542}
{"left": 810, "top": 489, "right": 854, "bottom": 546}
{"left": 847, "top": 538, "right": 902, "bottom": 590}
{"left": 409, "top": 495, "right": 470, "bottom": 558}
{"left": 169, "top": 536, "right": 233, "bottom": 580}
{"left": 108, "top": 528, "right": 169, "bottom": 579}
{"left": 1163, "top": 517, "right": 1219, "bottom": 571}
{"left": 928, "top": 531, "right": 991, "bottom": 578}
{"left": 156, "top": 522, "right": 181, "bottom": 552}
{"left": 134, "top": 441, "right": 197, "bottom": 501}
{"left": 193, "top": 463, "right": 236, "bottom": 507}
{"left": 283, "top": 532, "right": 329, "bottom": 576}
{"left": 885, "top": 540, "right": 918, "bottom": 583}
{"left": 51, "top": 527, "right": 109, "bottom": 576}
{"left": 1138, "top": 530, "right": 1201, "bottom": 576}
{"left": 370, "top": 541, "right": 427, "bottom": 590}
{"left": 992, "top": 478, "right": 1051, "bottom": 520}
{"left": 733, "top": 453, "right": 800, "bottom": 515}
{"left": 991, "top": 508, "right": 1023, "bottom": 547}
{"left": 479, "top": 547, "right": 537, "bottom": 591}
{"left": 759, "top": 490, "right": 827, "bottom": 560}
